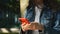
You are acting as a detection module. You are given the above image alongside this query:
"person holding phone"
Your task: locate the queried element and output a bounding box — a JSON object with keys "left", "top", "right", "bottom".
{"left": 20, "top": 0, "right": 60, "bottom": 34}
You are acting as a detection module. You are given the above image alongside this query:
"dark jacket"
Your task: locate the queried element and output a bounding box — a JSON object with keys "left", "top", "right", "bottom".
{"left": 23, "top": 5, "right": 60, "bottom": 34}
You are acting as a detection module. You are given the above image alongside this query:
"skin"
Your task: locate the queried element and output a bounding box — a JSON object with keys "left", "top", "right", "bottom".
{"left": 21, "top": 22, "right": 44, "bottom": 31}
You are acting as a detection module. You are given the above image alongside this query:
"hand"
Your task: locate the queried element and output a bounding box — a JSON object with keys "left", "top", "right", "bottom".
{"left": 21, "top": 23, "right": 31, "bottom": 31}
{"left": 30, "top": 22, "right": 44, "bottom": 30}
{"left": 21, "top": 23, "right": 38, "bottom": 31}
{"left": 21, "top": 22, "right": 44, "bottom": 31}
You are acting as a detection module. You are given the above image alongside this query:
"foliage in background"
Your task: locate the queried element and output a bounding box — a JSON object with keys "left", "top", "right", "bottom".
{"left": 0, "top": 0, "right": 20, "bottom": 14}
{"left": 0, "top": 0, "right": 20, "bottom": 28}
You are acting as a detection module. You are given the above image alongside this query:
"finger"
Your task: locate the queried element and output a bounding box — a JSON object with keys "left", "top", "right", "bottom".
{"left": 18, "top": 18, "right": 20, "bottom": 20}
{"left": 22, "top": 23, "right": 26, "bottom": 26}
{"left": 22, "top": 28, "right": 26, "bottom": 31}
{"left": 21, "top": 23, "right": 27, "bottom": 30}
{"left": 21, "top": 24, "right": 30, "bottom": 30}
{"left": 26, "top": 26, "right": 32, "bottom": 30}
{"left": 18, "top": 18, "right": 21, "bottom": 21}
{"left": 28, "top": 24, "right": 36, "bottom": 30}
{"left": 24, "top": 24, "right": 31, "bottom": 30}
{"left": 26, "top": 24, "right": 34, "bottom": 30}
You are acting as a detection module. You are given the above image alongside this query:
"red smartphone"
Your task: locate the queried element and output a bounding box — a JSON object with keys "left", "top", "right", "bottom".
{"left": 19, "top": 18, "right": 30, "bottom": 24}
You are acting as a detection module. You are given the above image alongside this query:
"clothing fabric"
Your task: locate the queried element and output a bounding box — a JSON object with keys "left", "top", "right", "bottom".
{"left": 24, "top": 5, "right": 60, "bottom": 34}
{"left": 35, "top": 6, "right": 42, "bottom": 22}
{"left": 33, "top": 6, "right": 42, "bottom": 34}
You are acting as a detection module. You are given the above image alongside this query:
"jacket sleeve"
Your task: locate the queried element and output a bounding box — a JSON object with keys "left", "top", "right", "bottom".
{"left": 53, "top": 13, "right": 60, "bottom": 31}
{"left": 44, "top": 12, "right": 60, "bottom": 34}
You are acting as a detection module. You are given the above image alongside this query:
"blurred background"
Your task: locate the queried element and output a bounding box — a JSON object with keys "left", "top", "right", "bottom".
{"left": 20, "top": 0, "right": 29, "bottom": 17}
{"left": 0, "top": 0, "right": 20, "bottom": 34}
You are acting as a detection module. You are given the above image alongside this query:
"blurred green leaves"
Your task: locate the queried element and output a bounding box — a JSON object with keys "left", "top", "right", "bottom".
{"left": 0, "top": 0, "right": 20, "bottom": 12}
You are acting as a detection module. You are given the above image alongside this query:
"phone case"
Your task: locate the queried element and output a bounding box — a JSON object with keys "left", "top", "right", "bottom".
{"left": 19, "top": 18, "right": 30, "bottom": 24}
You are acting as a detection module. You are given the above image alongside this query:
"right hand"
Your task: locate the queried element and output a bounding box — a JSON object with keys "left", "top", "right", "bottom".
{"left": 21, "top": 23, "right": 31, "bottom": 31}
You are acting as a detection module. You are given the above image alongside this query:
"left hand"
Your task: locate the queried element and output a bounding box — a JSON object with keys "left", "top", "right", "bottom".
{"left": 30, "top": 22, "right": 44, "bottom": 30}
